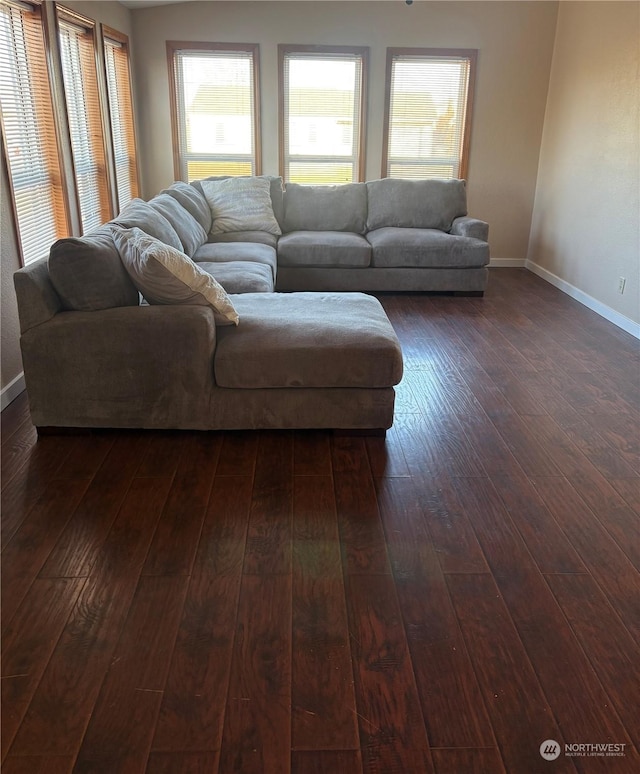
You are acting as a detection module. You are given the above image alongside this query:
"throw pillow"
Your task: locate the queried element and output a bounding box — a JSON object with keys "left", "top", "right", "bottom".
{"left": 111, "top": 226, "right": 239, "bottom": 326}
{"left": 201, "top": 176, "right": 282, "bottom": 236}
{"left": 193, "top": 174, "right": 284, "bottom": 229}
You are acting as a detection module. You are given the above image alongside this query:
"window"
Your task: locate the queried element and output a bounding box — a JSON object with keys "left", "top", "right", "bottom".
{"left": 57, "top": 7, "right": 112, "bottom": 232}
{"left": 102, "top": 25, "right": 139, "bottom": 212}
{"left": 0, "top": 0, "right": 68, "bottom": 265}
{"left": 279, "top": 45, "right": 367, "bottom": 185}
{"left": 383, "top": 48, "right": 476, "bottom": 180}
{"left": 167, "top": 42, "right": 260, "bottom": 181}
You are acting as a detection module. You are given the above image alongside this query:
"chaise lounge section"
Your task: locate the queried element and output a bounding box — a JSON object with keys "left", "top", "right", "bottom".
{"left": 15, "top": 260, "right": 403, "bottom": 432}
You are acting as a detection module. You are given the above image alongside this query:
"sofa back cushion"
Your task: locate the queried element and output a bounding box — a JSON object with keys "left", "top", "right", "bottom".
{"left": 162, "top": 181, "right": 213, "bottom": 233}
{"left": 149, "top": 193, "right": 207, "bottom": 257}
{"left": 112, "top": 198, "right": 183, "bottom": 250}
{"left": 366, "top": 178, "right": 467, "bottom": 232}
{"left": 283, "top": 183, "right": 367, "bottom": 234}
{"left": 48, "top": 226, "right": 140, "bottom": 311}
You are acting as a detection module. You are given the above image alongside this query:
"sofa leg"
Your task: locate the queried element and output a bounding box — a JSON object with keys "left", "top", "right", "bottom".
{"left": 333, "top": 428, "right": 387, "bottom": 438}
{"left": 453, "top": 290, "right": 484, "bottom": 297}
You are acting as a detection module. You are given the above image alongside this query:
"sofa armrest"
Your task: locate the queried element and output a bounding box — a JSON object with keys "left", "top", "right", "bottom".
{"left": 14, "top": 258, "right": 63, "bottom": 334}
{"left": 450, "top": 216, "right": 489, "bottom": 242}
{"left": 21, "top": 305, "right": 218, "bottom": 428}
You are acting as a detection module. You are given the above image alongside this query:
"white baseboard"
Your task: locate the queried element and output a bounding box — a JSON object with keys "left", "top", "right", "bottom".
{"left": 489, "top": 258, "right": 526, "bottom": 268}
{"left": 525, "top": 260, "right": 640, "bottom": 339}
{"left": 1, "top": 372, "right": 25, "bottom": 411}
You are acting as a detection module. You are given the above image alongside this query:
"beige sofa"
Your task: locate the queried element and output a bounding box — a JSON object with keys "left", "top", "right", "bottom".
{"left": 13, "top": 176, "right": 488, "bottom": 432}
{"left": 13, "top": 179, "right": 403, "bottom": 432}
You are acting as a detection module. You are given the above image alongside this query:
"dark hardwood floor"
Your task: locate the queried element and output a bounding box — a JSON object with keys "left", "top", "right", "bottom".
{"left": 2, "top": 268, "right": 639, "bottom": 774}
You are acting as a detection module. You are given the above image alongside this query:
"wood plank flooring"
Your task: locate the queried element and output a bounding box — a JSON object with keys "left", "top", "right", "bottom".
{"left": 2, "top": 268, "right": 639, "bottom": 773}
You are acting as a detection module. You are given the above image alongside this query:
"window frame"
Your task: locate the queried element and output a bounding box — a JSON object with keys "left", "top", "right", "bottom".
{"left": 382, "top": 47, "right": 477, "bottom": 181}
{"left": 166, "top": 40, "right": 262, "bottom": 182}
{"left": 278, "top": 44, "right": 368, "bottom": 185}
{"left": 101, "top": 23, "right": 140, "bottom": 212}
{"left": 0, "top": 0, "right": 70, "bottom": 266}
{"left": 55, "top": 3, "right": 114, "bottom": 232}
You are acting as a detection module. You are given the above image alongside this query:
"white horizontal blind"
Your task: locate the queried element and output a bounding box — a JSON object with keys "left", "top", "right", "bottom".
{"left": 0, "top": 0, "right": 67, "bottom": 265}
{"left": 172, "top": 47, "right": 256, "bottom": 181}
{"left": 58, "top": 13, "right": 111, "bottom": 232}
{"left": 104, "top": 31, "right": 138, "bottom": 211}
{"left": 385, "top": 51, "right": 473, "bottom": 180}
{"left": 281, "top": 50, "right": 364, "bottom": 185}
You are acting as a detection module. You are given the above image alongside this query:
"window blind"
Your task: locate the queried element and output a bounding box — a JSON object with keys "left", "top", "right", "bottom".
{"left": 170, "top": 45, "right": 258, "bottom": 182}
{"left": 384, "top": 50, "right": 475, "bottom": 180}
{"left": 280, "top": 48, "right": 366, "bottom": 185}
{"left": 103, "top": 29, "right": 139, "bottom": 211}
{"left": 58, "top": 11, "right": 111, "bottom": 232}
{"left": 0, "top": 0, "right": 67, "bottom": 265}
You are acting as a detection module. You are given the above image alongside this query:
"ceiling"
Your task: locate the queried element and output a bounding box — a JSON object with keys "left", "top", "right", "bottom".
{"left": 119, "top": 0, "right": 376, "bottom": 6}
{"left": 119, "top": 1, "right": 188, "bottom": 8}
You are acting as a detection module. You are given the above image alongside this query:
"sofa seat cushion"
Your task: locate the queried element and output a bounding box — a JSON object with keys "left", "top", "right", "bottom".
{"left": 367, "top": 227, "right": 490, "bottom": 269}
{"left": 283, "top": 182, "right": 367, "bottom": 233}
{"left": 278, "top": 231, "right": 371, "bottom": 268}
{"left": 198, "top": 261, "right": 274, "bottom": 294}
{"left": 192, "top": 242, "right": 277, "bottom": 280}
{"left": 214, "top": 292, "right": 403, "bottom": 389}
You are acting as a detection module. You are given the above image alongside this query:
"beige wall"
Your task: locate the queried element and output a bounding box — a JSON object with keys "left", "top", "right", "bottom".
{"left": 1, "top": 152, "right": 23, "bottom": 394}
{"left": 132, "top": 1, "right": 559, "bottom": 262}
{"left": 528, "top": 1, "right": 639, "bottom": 325}
{"left": 1, "top": 0, "right": 134, "bottom": 394}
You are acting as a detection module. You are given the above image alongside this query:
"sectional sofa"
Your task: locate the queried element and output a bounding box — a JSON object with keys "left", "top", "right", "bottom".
{"left": 13, "top": 176, "right": 488, "bottom": 432}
